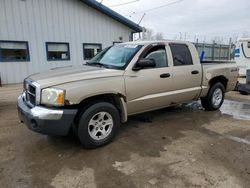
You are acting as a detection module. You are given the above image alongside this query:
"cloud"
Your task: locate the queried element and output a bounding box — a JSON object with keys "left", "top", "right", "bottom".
{"left": 102, "top": 0, "right": 250, "bottom": 42}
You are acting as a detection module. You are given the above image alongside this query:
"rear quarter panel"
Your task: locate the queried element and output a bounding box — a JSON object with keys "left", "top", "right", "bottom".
{"left": 200, "top": 63, "right": 238, "bottom": 97}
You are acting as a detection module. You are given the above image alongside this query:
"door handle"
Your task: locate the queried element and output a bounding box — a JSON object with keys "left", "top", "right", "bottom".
{"left": 160, "top": 73, "right": 171, "bottom": 78}
{"left": 191, "top": 70, "right": 199, "bottom": 74}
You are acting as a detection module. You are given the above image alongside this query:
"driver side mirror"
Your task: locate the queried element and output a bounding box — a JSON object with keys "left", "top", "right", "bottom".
{"left": 132, "top": 58, "right": 156, "bottom": 71}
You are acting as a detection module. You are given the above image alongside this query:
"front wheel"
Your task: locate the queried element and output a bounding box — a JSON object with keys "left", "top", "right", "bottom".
{"left": 77, "top": 102, "right": 120, "bottom": 148}
{"left": 201, "top": 82, "right": 225, "bottom": 111}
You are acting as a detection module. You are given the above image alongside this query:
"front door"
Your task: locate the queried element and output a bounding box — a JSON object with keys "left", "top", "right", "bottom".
{"left": 125, "top": 44, "right": 173, "bottom": 115}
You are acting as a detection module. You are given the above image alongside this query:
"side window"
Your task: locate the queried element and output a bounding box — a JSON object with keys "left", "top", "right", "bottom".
{"left": 169, "top": 44, "right": 193, "bottom": 66}
{"left": 248, "top": 41, "right": 250, "bottom": 48}
{"left": 144, "top": 46, "right": 168, "bottom": 68}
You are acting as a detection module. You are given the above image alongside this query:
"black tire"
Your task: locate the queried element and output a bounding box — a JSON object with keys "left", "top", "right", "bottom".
{"left": 201, "top": 82, "right": 225, "bottom": 111}
{"left": 77, "top": 102, "right": 120, "bottom": 149}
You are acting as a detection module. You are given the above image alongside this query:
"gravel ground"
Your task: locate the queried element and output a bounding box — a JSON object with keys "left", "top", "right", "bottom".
{"left": 0, "top": 84, "right": 250, "bottom": 188}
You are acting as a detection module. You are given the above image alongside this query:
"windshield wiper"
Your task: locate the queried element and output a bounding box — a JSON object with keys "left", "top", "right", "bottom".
{"left": 86, "top": 61, "right": 111, "bottom": 69}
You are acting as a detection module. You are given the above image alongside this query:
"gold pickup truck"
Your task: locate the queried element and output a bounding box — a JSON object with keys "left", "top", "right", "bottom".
{"left": 17, "top": 41, "right": 238, "bottom": 148}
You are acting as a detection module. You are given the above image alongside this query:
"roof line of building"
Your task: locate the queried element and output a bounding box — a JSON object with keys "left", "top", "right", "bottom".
{"left": 81, "top": 0, "right": 142, "bottom": 32}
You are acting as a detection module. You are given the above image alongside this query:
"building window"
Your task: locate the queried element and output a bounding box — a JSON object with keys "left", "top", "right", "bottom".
{"left": 0, "top": 41, "right": 30, "bottom": 62}
{"left": 83, "top": 43, "right": 102, "bottom": 60}
{"left": 46, "top": 42, "right": 70, "bottom": 61}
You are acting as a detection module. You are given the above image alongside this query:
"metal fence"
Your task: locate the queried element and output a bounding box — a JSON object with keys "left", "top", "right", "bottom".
{"left": 194, "top": 43, "right": 235, "bottom": 61}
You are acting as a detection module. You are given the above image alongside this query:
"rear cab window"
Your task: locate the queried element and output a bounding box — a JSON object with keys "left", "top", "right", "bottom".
{"left": 169, "top": 43, "right": 193, "bottom": 66}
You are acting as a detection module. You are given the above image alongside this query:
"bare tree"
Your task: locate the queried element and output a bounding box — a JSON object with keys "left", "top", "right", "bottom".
{"left": 154, "top": 32, "right": 164, "bottom": 40}
{"left": 241, "top": 31, "right": 250, "bottom": 38}
{"left": 142, "top": 28, "right": 164, "bottom": 40}
{"left": 211, "top": 36, "right": 224, "bottom": 44}
{"left": 142, "top": 28, "right": 154, "bottom": 40}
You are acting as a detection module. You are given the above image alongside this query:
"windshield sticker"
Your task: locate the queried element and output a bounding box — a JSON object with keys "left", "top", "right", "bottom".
{"left": 124, "top": 45, "right": 138, "bottom": 48}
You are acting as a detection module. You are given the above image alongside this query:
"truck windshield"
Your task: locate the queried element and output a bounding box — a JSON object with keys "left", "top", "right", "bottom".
{"left": 87, "top": 44, "right": 143, "bottom": 69}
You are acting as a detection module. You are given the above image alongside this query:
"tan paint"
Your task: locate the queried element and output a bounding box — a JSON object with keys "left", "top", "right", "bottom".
{"left": 27, "top": 41, "right": 238, "bottom": 122}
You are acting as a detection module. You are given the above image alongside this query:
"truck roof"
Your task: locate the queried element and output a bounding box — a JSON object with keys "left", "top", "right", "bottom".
{"left": 122, "top": 40, "right": 192, "bottom": 45}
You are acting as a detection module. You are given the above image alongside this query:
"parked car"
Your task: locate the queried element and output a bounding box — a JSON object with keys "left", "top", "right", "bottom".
{"left": 17, "top": 41, "right": 239, "bottom": 148}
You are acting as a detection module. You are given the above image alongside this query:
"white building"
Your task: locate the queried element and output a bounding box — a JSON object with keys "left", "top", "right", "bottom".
{"left": 0, "top": 0, "right": 142, "bottom": 84}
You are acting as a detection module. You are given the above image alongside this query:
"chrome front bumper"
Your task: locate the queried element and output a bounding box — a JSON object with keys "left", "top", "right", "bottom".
{"left": 17, "top": 94, "right": 77, "bottom": 136}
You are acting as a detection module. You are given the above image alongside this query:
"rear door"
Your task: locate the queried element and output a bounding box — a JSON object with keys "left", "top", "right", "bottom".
{"left": 169, "top": 43, "right": 202, "bottom": 103}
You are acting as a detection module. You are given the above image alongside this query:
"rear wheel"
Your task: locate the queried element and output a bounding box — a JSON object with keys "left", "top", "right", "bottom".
{"left": 77, "top": 102, "right": 120, "bottom": 148}
{"left": 201, "top": 82, "right": 225, "bottom": 111}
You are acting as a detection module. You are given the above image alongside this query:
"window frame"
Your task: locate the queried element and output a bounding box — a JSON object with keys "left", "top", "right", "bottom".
{"left": 0, "top": 40, "right": 30, "bottom": 62}
{"left": 45, "top": 42, "right": 70, "bottom": 61}
{"left": 83, "top": 43, "right": 102, "bottom": 60}
{"left": 113, "top": 41, "right": 122, "bottom": 45}
{"left": 169, "top": 43, "right": 193, "bottom": 66}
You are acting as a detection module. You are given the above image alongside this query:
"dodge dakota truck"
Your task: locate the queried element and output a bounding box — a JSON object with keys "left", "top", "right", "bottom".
{"left": 17, "top": 41, "right": 238, "bottom": 148}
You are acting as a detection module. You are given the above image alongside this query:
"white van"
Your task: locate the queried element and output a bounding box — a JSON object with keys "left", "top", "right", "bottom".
{"left": 235, "top": 38, "right": 250, "bottom": 76}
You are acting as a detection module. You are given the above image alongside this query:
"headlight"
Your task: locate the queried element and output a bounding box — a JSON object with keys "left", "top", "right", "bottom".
{"left": 41, "top": 88, "right": 65, "bottom": 106}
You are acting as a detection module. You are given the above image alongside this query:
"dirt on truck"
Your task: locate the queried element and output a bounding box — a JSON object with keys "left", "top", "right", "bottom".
{"left": 17, "top": 40, "right": 239, "bottom": 148}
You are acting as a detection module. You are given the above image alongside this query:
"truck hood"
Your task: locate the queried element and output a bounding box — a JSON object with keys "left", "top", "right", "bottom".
{"left": 29, "top": 65, "right": 124, "bottom": 88}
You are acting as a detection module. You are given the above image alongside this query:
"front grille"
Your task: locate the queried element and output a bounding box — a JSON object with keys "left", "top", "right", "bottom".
{"left": 24, "top": 79, "right": 37, "bottom": 106}
{"left": 29, "top": 84, "right": 36, "bottom": 94}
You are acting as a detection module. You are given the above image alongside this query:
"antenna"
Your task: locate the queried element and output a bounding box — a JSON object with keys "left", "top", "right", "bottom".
{"left": 138, "top": 13, "right": 146, "bottom": 25}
